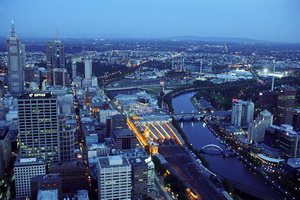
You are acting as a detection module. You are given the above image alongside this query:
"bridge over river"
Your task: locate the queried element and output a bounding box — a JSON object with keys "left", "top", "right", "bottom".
{"left": 199, "top": 144, "right": 238, "bottom": 157}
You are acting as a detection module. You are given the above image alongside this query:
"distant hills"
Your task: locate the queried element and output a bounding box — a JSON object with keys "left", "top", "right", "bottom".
{"left": 167, "top": 36, "right": 269, "bottom": 43}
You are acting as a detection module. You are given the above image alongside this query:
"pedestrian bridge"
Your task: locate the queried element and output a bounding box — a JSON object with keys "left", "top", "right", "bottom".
{"left": 200, "top": 144, "right": 224, "bottom": 155}
{"left": 171, "top": 111, "right": 205, "bottom": 121}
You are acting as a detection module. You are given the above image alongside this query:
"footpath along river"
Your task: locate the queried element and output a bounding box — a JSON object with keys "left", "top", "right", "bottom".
{"left": 172, "top": 92, "right": 285, "bottom": 199}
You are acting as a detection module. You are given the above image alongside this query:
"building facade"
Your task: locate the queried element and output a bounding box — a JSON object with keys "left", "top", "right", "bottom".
{"left": 231, "top": 99, "right": 254, "bottom": 128}
{"left": 248, "top": 110, "right": 273, "bottom": 143}
{"left": 46, "top": 40, "right": 66, "bottom": 85}
{"left": 18, "top": 93, "right": 60, "bottom": 163}
{"left": 0, "top": 127, "right": 11, "bottom": 179}
{"left": 97, "top": 156, "right": 132, "bottom": 200}
{"left": 7, "top": 23, "right": 25, "bottom": 96}
{"left": 84, "top": 57, "right": 92, "bottom": 80}
{"left": 275, "top": 87, "right": 296, "bottom": 126}
{"left": 14, "top": 157, "right": 46, "bottom": 199}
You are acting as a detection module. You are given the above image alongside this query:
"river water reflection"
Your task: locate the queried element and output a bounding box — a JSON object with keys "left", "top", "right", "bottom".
{"left": 172, "top": 92, "right": 284, "bottom": 199}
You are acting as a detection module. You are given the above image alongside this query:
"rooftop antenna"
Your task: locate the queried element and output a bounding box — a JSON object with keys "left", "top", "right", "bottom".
{"left": 56, "top": 22, "right": 60, "bottom": 42}
{"left": 10, "top": 20, "right": 16, "bottom": 36}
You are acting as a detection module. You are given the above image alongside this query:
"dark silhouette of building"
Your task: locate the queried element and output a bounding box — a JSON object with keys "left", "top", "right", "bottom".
{"left": 258, "top": 90, "right": 279, "bottom": 114}
{"left": 112, "top": 129, "right": 139, "bottom": 149}
{"left": 293, "top": 109, "right": 300, "bottom": 132}
{"left": 31, "top": 174, "right": 62, "bottom": 200}
{"left": 49, "top": 161, "right": 88, "bottom": 193}
{"left": 258, "top": 87, "right": 296, "bottom": 126}
{"left": 275, "top": 87, "right": 296, "bottom": 126}
{"left": 46, "top": 40, "right": 66, "bottom": 86}
{"left": 131, "top": 158, "right": 148, "bottom": 199}
{"left": 0, "top": 126, "right": 11, "bottom": 179}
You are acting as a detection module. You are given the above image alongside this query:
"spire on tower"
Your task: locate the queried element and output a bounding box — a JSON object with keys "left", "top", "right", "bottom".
{"left": 55, "top": 22, "right": 60, "bottom": 42}
{"left": 10, "top": 20, "right": 16, "bottom": 37}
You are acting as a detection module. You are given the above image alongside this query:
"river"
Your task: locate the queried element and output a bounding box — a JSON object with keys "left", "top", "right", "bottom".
{"left": 172, "top": 92, "right": 285, "bottom": 200}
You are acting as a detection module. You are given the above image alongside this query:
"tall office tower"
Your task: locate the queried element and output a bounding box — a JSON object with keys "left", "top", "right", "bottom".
{"left": 293, "top": 109, "right": 300, "bottom": 132}
{"left": 231, "top": 99, "right": 254, "bottom": 128}
{"left": 7, "top": 22, "right": 25, "bottom": 96}
{"left": 72, "top": 61, "right": 77, "bottom": 80}
{"left": 0, "top": 127, "right": 11, "bottom": 179}
{"left": 275, "top": 87, "right": 296, "bottom": 126}
{"left": 14, "top": 157, "right": 46, "bottom": 199}
{"left": 258, "top": 90, "right": 279, "bottom": 114}
{"left": 18, "top": 93, "right": 60, "bottom": 163}
{"left": 59, "top": 117, "right": 75, "bottom": 162}
{"left": 248, "top": 110, "right": 273, "bottom": 143}
{"left": 97, "top": 155, "right": 132, "bottom": 200}
{"left": 46, "top": 40, "right": 66, "bottom": 85}
{"left": 84, "top": 57, "right": 92, "bottom": 80}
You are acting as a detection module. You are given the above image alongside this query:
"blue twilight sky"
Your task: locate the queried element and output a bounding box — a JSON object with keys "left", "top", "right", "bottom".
{"left": 0, "top": 0, "right": 300, "bottom": 43}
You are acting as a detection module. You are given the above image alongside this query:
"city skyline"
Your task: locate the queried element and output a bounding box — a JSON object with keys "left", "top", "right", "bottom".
{"left": 0, "top": 0, "right": 300, "bottom": 43}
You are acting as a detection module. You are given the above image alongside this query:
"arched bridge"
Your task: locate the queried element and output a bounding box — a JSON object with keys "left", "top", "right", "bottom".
{"left": 200, "top": 144, "right": 224, "bottom": 155}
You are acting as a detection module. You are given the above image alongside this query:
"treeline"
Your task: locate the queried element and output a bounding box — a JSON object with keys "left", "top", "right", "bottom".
{"left": 152, "top": 156, "right": 189, "bottom": 200}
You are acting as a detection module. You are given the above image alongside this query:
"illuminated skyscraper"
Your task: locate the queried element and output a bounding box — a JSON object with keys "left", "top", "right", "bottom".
{"left": 7, "top": 22, "right": 25, "bottom": 96}
{"left": 18, "top": 94, "right": 60, "bottom": 163}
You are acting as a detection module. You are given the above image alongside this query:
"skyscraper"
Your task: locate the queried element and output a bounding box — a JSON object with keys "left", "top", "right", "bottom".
{"left": 275, "top": 87, "right": 296, "bottom": 126}
{"left": 231, "top": 99, "right": 254, "bottom": 128}
{"left": 84, "top": 57, "right": 92, "bottom": 80}
{"left": 46, "top": 40, "right": 66, "bottom": 86}
{"left": 7, "top": 22, "right": 25, "bottom": 96}
{"left": 248, "top": 110, "right": 273, "bottom": 143}
{"left": 18, "top": 93, "right": 60, "bottom": 163}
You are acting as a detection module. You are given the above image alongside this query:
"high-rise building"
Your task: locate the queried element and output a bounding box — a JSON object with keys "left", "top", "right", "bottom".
{"left": 7, "top": 22, "right": 25, "bottom": 96}
{"left": 59, "top": 117, "right": 75, "bottom": 162}
{"left": 231, "top": 99, "right": 254, "bottom": 128}
{"left": 18, "top": 93, "right": 60, "bottom": 163}
{"left": 258, "top": 90, "right": 279, "bottom": 114}
{"left": 0, "top": 127, "right": 11, "bottom": 179}
{"left": 248, "top": 110, "right": 273, "bottom": 143}
{"left": 264, "top": 124, "right": 300, "bottom": 158}
{"left": 293, "top": 109, "right": 300, "bottom": 132}
{"left": 84, "top": 57, "right": 92, "bottom": 80}
{"left": 97, "top": 155, "right": 132, "bottom": 200}
{"left": 72, "top": 61, "right": 77, "bottom": 80}
{"left": 46, "top": 40, "right": 66, "bottom": 85}
{"left": 14, "top": 157, "right": 46, "bottom": 199}
{"left": 275, "top": 87, "right": 296, "bottom": 126}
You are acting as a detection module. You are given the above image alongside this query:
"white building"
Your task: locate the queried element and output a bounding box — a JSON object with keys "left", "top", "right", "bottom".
{"left": 99, "top": 110, "right": 119, "bottom": 124}
{"left": 97, "top": 155, "right": 132, "bottom": 200}
{"left": 84, "top": 57, "right": 92, "bottom": 80}
{"left": 248, "top": 110, "right": 273, "bottom": 143}
{"left": 14, "top": 157, "right": 46, "bottom": 198}
{"left": 231, "top": 99, "right": 254, "bottom": 128}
